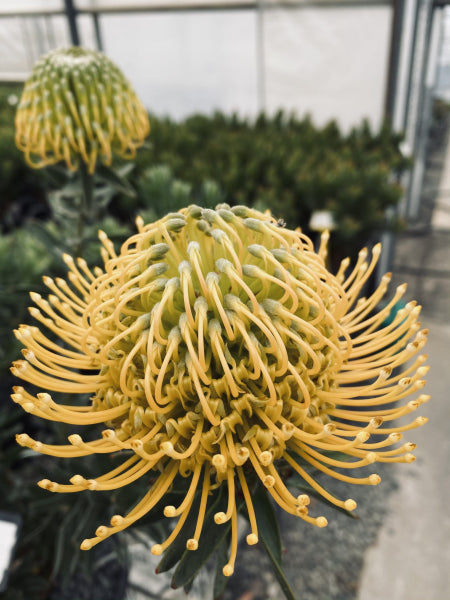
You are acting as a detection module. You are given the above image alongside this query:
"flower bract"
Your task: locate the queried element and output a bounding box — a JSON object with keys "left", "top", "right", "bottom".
{"left": 12, "top": 205, "right": 428, "bottom": 577}
{"left": 15, "top": 47, "right": 150, "bottom": 173}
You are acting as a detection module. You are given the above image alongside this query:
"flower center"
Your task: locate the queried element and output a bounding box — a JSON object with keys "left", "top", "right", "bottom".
{"left": 86, "top": 206, "right": 345, "bottom": 465}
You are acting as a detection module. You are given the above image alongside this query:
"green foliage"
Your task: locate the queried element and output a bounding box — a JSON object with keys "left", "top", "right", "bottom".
{"left": 252, "top": 485, "right": 297, "bottom": 600}
{"left": 113, "top": 163, "right": 223, "bottom": 224}
{"left": 0, "top": 229, "right": 51, "bottom": 374}
{"left": 129, "top": 111, "right": 409, "bottom": 259}
{"left": 0, "top": 84, "right": 47, "bottom": 229}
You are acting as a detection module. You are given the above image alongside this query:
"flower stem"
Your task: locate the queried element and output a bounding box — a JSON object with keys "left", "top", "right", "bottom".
{"left": 75, "top": 162, "right": 95, "bottom": 257}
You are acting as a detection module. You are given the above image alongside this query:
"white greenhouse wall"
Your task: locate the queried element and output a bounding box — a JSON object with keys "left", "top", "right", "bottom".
{"left": 100, "top": 11, "right": 260, "bottom": 119}
{"left": 0, "top": 1, "right": 393, "bottom": 132}
{"left": 263, "top": 6, "right": 393, "bottom": 130}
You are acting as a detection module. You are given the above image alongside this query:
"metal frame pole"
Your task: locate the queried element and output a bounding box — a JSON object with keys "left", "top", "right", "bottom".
{"left": 405, "top": 0, "right": 435, "bottom": 219}
{"left": 256, "top": 0, "right": 266, "bottom": 114}
{"left": 385, "top": 0, "right": 406, "bottom": 122}
{"left": 64, "top": 0, "right": 80, "bottom": 46}
{"left": 92, "top": 13, "right": 104, "bottom": 51}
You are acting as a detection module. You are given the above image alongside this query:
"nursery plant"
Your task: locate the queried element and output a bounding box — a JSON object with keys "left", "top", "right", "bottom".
{"left": 129, "top": 111, "right": 409, "bottom": 262}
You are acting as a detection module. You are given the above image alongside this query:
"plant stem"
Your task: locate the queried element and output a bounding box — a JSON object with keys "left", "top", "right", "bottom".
{"left": 75, "top": 162, "right": 95, "bottom": 257}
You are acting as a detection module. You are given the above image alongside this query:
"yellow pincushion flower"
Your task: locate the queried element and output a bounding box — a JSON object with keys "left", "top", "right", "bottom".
{"left": 15, "top": 47, "right": 150, "bottom": 174}
{"left": 12, "top": 205, "right": 428, "bottom": 577}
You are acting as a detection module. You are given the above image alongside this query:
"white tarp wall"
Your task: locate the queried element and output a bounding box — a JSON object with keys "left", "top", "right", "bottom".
{"left": 262, "top": 5, "right": 392, "bottom": 130}
{"left": 0, "top": 1, "right": 393, "bottom": 131}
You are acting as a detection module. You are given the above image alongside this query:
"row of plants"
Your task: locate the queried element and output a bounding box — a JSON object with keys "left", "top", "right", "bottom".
{"left": 2, "top": 82, "right": 410, "bottom": 244}
{"left": 129, "top": 110, "right": 410, "bottom": 254}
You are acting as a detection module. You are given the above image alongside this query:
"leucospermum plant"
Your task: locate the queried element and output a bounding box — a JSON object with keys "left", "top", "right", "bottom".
{"left": 15, "top": 47, "right": 149, "bottom": 174}
{"left": 11, "top": 205, "right": 428, "bottom": 587}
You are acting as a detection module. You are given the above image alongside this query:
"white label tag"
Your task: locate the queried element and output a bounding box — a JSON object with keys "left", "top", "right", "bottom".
{"left": 0, "top": 516, "right": 20, "bottom": 592}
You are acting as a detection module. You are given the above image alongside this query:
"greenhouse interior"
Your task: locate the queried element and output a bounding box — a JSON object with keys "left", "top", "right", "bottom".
{"left": 0, "top": 2, "right": 449, "bottom": 600}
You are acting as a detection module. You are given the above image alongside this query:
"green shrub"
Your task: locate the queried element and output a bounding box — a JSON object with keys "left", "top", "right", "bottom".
{"left": 0, "top": 228, "right": 51, "bottom": 374}
{"left": 1, "top": 86, "right": 409, "bottom": 260}
{"left": 0, "top": 84, "right": 47, "bottom": 230}
{"left": 135, "top": 164, "right": 223, "bottom": 223}
{"left": 126, "top": 111, "right": 409, "bottom": 260}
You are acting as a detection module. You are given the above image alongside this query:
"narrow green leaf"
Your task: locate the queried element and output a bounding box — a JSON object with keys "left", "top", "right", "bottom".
{"left": 183, "top": 578, "right": 194, "bottom": 594}
{"left": 213, "top": 533, "right": 231, "bottom": 600}
{"left": 50, "top": 501, "right": 83, "bottom": 581}
{"left": 155, "top": 492, "right": 202, "bottom": 574}
{"left": 252, "top": 484, "right": 282, "bottom": 564}
{"left": 171, "top": 486, "right": 229, "bottom": 589}
{"left": 253, "top": 485, "right": 297, "bottom": 600}
{"left": 262, "top": 541, "right": 298, "bottom": 600}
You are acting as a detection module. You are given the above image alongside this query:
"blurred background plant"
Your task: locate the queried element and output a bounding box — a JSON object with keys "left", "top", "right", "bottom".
{"left": 0, "top": 84, "right": 47, "bottom": 232}
{"left": 127, "top": 111, "right": 410, "bottom": 264}
{"left": 0, "top": 48, "right": 415, "bottom": 597}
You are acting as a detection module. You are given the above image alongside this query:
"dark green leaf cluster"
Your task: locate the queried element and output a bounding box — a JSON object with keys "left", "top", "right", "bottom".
{"left": 128, "top": 111, "right": 410, "bottom": 260}
{"left": 0, "top": 406, "right": 132, "bottom": 600}
{"left": 0, "top": 85, "right": 47, "bottom": 231}
{"left": 0, "top": 230, "right": 51, "bottom": 372}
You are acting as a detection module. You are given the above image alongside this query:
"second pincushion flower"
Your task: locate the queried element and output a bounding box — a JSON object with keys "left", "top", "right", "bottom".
{"left": 15, "top": 47, "right": 150, "bottom": 173}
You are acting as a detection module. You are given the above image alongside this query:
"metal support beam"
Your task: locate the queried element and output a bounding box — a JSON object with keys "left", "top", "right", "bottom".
{"left": 92, "top": 13, "right": 104, "bottom": 51}
{"left": 64, "top": 0, "right": 80, "bottom": 46}
{"left": 256, "top": 1, "right": 266, "bottom": 113}
{"left": 405, "top": 0, "right": 437, "bottom": 220}
{"left": 385, "top": 0, "right": 406, "bottom": 123}
{"left": 0, "top": 1, "right": 393, "bottom": 19}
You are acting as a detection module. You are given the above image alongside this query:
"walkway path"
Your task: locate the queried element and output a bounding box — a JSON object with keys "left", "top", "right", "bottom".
{"left": 358, "top": 108, "right": 450, "bottom": 599}
{"left": 358, "top": 318, "right": 450, "bottom": 600}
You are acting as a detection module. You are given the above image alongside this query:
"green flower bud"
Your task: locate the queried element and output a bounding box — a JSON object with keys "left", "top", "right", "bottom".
{"left": 15, "top": 47, "right": 150, "bottom": 173}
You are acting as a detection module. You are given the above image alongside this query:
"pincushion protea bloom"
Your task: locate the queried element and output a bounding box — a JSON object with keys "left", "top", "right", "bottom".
{"left": 12, "top": 205, "right": 428, "bottom": 577}
{"left": 15, "top": 47, "right": 149, "bottom": 174}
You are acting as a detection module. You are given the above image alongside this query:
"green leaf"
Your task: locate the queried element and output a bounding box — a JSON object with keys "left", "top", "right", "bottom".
{"left": 261, "top": 541, "right": 298, "bottom": 600}
{"left": 213, "top": 533, "right": 231, "bottom": 600}
{"left": 183, "top": 578, "right": 194, "bottom": 595}
{"left": 252, "top": 484, "right": 282, "bottom": 564}
{"left": 50, "top": 500, "right": 84, "bottom": 580}
{"left": 171, "top": 485, "right": 230, "bottom": 589}
{"left": 253, "top": 485, "right": 297, "bottom": 600}
{"left": 96, "top": 164, "right": 136, "bottom": 197}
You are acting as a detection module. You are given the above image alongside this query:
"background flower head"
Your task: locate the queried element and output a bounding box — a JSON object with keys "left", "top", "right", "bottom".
{"left": 15, "top": 46, "right": 150, "bottom": 173}
{"left": 12, "top": 204, "right": 428, "bottom": 577}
